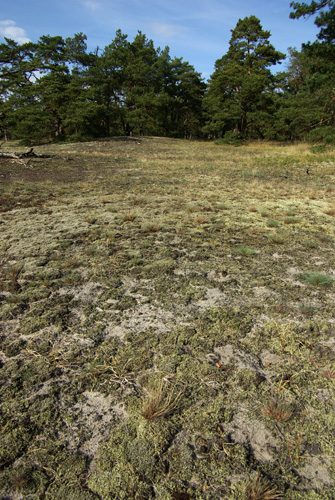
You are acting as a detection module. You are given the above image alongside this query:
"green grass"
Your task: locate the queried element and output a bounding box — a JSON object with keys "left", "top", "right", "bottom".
{"left": 234, "top": 245, "right": 257, "bottom": 257}
{"left": 267, "top": 233, "right": 285, "bottom": 244}
{"left": 301, "top": 272, "right": 333, "bottom": 287}
{"left": 1, "top": 137, "right": 335, "bottom": 499}
{"left": 266, "top": 219, "right": 280, "bottom": 228}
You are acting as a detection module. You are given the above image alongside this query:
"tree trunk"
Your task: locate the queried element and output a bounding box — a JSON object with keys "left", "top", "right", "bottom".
{"left": 44, "top": 106, "right": 63, "bottom": 137}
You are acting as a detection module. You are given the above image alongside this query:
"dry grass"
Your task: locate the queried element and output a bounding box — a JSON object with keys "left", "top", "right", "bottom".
{"left": 141, "top": 222, "right": 161, "bottom": 233}
{"left": 142, "top": 380, "right": 183, "bottom": 420}
{"left": 123, "top": 213, "right": 137, "bottom": 222}
{"left": 245, "top": 473, "right": 282, "bottom": 500}
{"left": 262, "top": 399, "right": 293, "bottom": 423}
{"left": 322, "top": 367, "right": 335, "bottom": 380}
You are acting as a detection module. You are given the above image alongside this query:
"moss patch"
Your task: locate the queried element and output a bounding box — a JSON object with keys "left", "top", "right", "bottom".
{"left": 1, "top": 137, "right": 335, "bottom": 499}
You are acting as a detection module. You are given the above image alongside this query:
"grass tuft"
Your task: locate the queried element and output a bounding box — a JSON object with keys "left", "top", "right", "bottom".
{"left": 322, "top": 367, "right": 335, "bottom": 380}
{"left": 141, "top": 222, "right": 161, "bottom": 233}
{"left": 142, "top": 380, "right": 183, "bottom": 421}
{"left": 123, "top": 213, "right": 137, "bottom": 222}
{"left": 245, "top": 472, "right": 282, "bottom": 500}
{"left": 268, "top": 234, "right": 285, "bottom": 244}
{"left": 298, "top": 303, "right": 315, "bottom": 317}
{"left": 266, "top": 219, "right": 279, "bottom": 228}
{"left": 234, "top": 246, "right": 257, "bottom": 257}
{"left": 262, "top": 399, "right": 293, "bottom": 423}
{"left": 301, "top": 272, "right": 333, "bottom": 287}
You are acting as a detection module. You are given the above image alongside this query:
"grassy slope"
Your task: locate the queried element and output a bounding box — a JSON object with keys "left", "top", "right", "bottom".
{"left": 0, "top": 137, "right": 335, "bottom": 499}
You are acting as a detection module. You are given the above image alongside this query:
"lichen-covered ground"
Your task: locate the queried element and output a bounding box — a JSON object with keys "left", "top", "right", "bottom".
{"left": 0, "top": 137, "right": 335, "bottom": 499}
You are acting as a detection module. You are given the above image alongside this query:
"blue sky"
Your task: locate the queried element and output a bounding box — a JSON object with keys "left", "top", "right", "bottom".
{"left": 0, "top": 0, "right": 319, "bottom": 78}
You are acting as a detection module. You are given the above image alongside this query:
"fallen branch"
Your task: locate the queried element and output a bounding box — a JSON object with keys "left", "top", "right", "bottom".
{"left": 0, "top": 148, "right": 55, "bottom": 160}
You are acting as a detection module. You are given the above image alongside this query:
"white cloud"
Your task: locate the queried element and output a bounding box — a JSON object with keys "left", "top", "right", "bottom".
{"left": 0, "top": 20, "right": 31, "bottom": 43}
{"left": 151, "top": 23, "right": 188, "bottom": 38}
{"left": 83, "top": 0, "right": 102, "bottom": 10}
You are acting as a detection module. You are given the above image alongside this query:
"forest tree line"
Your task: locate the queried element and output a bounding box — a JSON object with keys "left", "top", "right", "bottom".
{"left": 0, "top": 0, "right": 334, "bottom": 144}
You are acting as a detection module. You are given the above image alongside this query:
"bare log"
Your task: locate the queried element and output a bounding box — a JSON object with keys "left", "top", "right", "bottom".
{"left": 0, "top": 148, "right": 55, "bottom": 160}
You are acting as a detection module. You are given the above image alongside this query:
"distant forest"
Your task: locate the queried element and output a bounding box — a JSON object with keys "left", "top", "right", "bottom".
{"left": 1, "top": 0, "right": 335, "bottom": 144}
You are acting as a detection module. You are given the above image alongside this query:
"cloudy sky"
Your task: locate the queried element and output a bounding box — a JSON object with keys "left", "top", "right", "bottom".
{"left": 0, "top": 0, "right": 319, "bottom": 78}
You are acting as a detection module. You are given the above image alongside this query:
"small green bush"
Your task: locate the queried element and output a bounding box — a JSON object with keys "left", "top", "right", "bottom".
{"left": 311, "top": 144, "right": 328, "bottom": 154}
{"left": 234, "top": 246, "right": 256, "bottom": 257}
{"left": 266, "top": 219, "right": 279, "bottom": 228}
{"left": 302, "top": 239, "right": 318, "bottom": 249}
{"left": 215, "top": 130, "right": 243, "bottom": 146}
{"left": 307, "top": 126, "right": 335, "bottom": 144}
{"left": 301, "top": 272, "right": 333, "bottom": 287}
{"left": 268, "top": 234, "right": 285, "bottom": 244}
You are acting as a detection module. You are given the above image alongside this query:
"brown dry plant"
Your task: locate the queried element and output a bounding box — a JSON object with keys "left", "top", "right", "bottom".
{"left": 245, "top": 472, "right": 282, "bottom": 500}
{"left": 142, "top": 380, "right": 183, "bottom": 420}
{"left": 322, "top": 367, "right": 335, "bottom": 380}
{"left": 262, "top": 399, "right": 293, "bottom": 423}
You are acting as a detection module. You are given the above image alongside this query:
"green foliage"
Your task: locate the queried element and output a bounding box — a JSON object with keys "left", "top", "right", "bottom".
{"left": 308, "top": 125, "right": 335, "bottom": 143}
{"left": 1, "top": 9, "right": 335, "bottom": 144}
{"left": 284, "top": 2, "right": 335, "bottom": 142}
{"left": 204, "top": 16, "right": 285, "bottom": 139}
{"left": 0, "top": 30, "right": 205, "bottom": 142}
{"left": 234, "top": 245, "right": 257, "bottom": 257}
{"left": 215, "top": 130, "right": 244, "bottom": 146}
{"left": 290, "top": 1, "right": 335, "bottom": 42}
{"left": 301, "top": 272, "right": 333, "bottom": 286}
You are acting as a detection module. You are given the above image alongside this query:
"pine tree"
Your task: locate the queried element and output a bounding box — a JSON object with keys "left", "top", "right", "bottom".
{"left": 289, "top": 1, "right": 335, "bottom": 142}
{"left": 86, "top": 30, "right": 129, "bottom": 137}
{"left": 0, "top": 34, "right": 94, "bottom": 142}
{"left": 0, "top": 38, "right": 40, "bottom": 141}
{"left": 161, "top": 57, "right": 205, "bottom": 138}
{"left": 204, "top": 16, "right": 285, "bottom": 140}
{"left": 290, "top": 1, "right": 335, "bottom": 42}
{"left": 121, "top": 31, "right": 161, "bottom": 136}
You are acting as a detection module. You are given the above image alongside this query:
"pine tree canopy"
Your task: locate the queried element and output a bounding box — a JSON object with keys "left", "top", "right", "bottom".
{"left": 1, "top": 6, "right": 335, "bottom": 144}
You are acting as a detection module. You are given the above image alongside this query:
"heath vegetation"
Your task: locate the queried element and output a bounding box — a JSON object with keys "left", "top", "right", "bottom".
{"left": 0, "top": 137, "right": 335, "bottom": 499}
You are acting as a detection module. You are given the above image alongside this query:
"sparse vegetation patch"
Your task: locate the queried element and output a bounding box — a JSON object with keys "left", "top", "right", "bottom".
{"left": 1, "top": 137, "right": 335, "bottom": 499}
{"left": 301, "top": 272, "right": 333, "bottom": 287}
